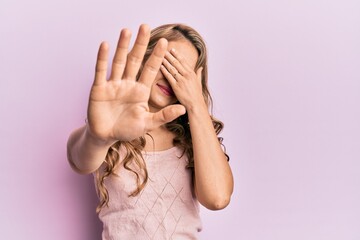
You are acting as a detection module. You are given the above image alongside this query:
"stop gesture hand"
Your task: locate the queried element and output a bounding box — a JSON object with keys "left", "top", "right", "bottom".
{"left": 87, "top": 25, "right": 186, "bottom": 144}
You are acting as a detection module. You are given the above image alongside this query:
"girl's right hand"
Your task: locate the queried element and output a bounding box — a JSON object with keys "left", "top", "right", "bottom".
{"left": 86, "top": 24, "right": 186, "bottom": 145}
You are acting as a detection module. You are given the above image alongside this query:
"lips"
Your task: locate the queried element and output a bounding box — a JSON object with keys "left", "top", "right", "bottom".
{"left": 157, "top": 83, "right": 174, "bottom": 96}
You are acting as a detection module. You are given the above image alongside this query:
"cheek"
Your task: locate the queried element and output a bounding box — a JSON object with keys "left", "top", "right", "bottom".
{"left": 149, "top": 72, "right": 162, "bottom": 90}
{"left": 154, "top": 70, "right": 163, "bottom": 81}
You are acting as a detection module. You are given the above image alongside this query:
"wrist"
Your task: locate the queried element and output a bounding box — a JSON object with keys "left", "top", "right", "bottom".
{"left": 84, "top": 125, "right": 115, "bottom": 148}
{"left": 185, "top": 99, "right": 208, "bottom": 115}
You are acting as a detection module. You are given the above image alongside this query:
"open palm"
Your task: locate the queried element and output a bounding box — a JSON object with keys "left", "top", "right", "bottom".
{"left": 87, "top": 25, "right": 185, "bottom": 143}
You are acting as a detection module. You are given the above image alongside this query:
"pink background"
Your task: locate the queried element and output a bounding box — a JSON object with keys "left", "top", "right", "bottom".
{"left": 1, "top": 0, "right": 359, "bottom": 239}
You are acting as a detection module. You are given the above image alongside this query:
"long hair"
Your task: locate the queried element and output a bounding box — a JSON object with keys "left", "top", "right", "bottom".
{"left": 95, "top": 23, "right": 228, "bottom": 213}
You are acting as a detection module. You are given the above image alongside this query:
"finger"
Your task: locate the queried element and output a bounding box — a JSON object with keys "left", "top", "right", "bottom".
{"left": 123, "top": 24, "right": 150, "bottom": 80}
{"left": 138, "top": 38, "right": 168, "bottom": 87}
{"left": 160, "top": 65, "right": 177, "bottom": 86}
{"left": 110, "top": 28, "right": 131, "bottom": 80}
{"left": 170, "top": 48, "right": 195, "bottom": 71}
{"left": 94, "top": 42, "right": 109, "bottom": 86}
{"left": 164, "top": 51, "right": 186, "bottom": 75}
{"left": 146, "top": 104, "right": 186, "bottom": 131}
{"left": 162, "top": 58, "right": 181, "bottom": 79}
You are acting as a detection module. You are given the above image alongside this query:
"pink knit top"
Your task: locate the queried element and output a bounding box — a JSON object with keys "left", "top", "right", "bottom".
{"left": 96, "top": 147, "right": 202, "bottom": 240}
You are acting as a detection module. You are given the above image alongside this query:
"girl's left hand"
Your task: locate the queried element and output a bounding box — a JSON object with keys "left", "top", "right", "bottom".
{"left": 160, "top": 48, "right": 206, "bottom": 110}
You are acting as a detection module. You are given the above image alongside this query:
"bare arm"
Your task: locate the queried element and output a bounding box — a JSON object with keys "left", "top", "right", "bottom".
{"left": 188, "top": 105, "right": 234, "bottom": 210}
{"left": 67, "top": 25, "right": 185, "bottom": 174}
{"left": 161, "top": 49, "right": 234, "bottom": 210}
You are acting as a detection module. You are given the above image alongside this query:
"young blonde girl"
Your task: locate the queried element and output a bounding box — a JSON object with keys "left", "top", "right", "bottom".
{"left": 67, "top": 23, "right": 233, "bottom": 239}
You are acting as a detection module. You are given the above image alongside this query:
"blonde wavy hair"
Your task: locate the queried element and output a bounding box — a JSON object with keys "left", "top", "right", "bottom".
{"left": 95, "top": 23, "right": 228, "bottom": 213}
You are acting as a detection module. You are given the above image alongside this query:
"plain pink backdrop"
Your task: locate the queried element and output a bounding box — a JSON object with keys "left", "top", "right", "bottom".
{"left": 1, "top": 0, "right": 359, "bottom": 239}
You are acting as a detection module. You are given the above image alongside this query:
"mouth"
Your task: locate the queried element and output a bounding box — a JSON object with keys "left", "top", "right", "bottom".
{"left": 156, "top": 83, "right": 175, "bottom": 96}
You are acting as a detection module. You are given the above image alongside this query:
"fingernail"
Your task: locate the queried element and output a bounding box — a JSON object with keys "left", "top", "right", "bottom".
{"left": 171, "top": 48, "right": 176, "bottom": 53}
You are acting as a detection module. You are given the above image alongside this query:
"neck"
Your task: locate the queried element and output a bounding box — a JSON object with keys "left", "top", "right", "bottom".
{"left": 144, "top": 125, "right": 175, "bottom": 152}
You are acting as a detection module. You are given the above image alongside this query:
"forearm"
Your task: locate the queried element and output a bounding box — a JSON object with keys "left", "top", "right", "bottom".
{"left": 188, "top": 103, "right": 234, "bottom": 210}
{"left": 67, "top": 125, "right": 113, "bottom": 174}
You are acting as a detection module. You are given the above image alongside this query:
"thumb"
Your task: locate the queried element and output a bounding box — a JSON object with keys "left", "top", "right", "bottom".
{"left": 146, "top": 104, "right": 186, "bottom": 130}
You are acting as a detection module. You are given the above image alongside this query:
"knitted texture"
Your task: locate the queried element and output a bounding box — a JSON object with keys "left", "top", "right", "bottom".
{"left": 97, "top": 147, "right": 202, "bottom": 240}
